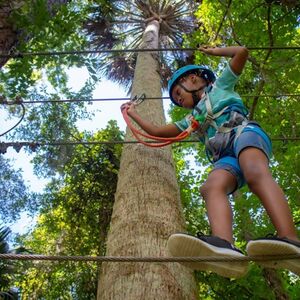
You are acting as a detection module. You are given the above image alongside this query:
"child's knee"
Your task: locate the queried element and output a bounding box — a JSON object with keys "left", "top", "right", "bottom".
{"left": 200, "top": 179, "right": 225, "bottom": 199}
{"left": 200, "top": 182, "right": 210, "bottom": 198}
{"left": 244, "top": 166, "right": 271, "bottom": 190}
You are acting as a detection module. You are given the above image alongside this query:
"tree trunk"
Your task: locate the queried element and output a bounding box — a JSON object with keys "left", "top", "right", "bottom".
{"left": 0, "top": 0, "right": 70, "bottom": 68}
{"left": 97, "top": 20, "right": 198, "bottom": 300}
{"left": 0, "top": 1, "right": 19, "bottom": 68}
{"left": 262, "top": 268, "right": 289, "bottom": 300}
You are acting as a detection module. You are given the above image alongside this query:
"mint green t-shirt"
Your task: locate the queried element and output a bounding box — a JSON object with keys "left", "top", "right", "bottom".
{"left": 175, "top": 63, "right": 248, "bottom": 140}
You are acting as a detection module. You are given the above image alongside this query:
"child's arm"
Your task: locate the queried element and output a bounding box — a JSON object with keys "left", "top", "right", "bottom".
{"left": 199, "top": 46, "right": 249, "bottom": 75}
{"left": 121, "top": 102, "right": 181, "bottom": 138}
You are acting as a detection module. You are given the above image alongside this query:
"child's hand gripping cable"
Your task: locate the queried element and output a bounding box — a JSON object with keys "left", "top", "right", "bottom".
{"left": 121, "top": 95, "right": 200, "bottom": 147}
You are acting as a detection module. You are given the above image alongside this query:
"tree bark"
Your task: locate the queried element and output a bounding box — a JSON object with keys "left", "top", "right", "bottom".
{"left": 97, "top": 20, "right": 198, "bottom": 300}
{"left": 0, "top": 0, "right": 70, "bottom": 68}
{"left": 262, "top": 268, "right": 289, "bottom": 300}
{"left": 0, "top": 1, "right": 18, "bottom": 68}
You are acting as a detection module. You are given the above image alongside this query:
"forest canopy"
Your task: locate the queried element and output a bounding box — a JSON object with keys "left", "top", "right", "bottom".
{"left": 0, "top": 0, "right": 299, "bottom": 299}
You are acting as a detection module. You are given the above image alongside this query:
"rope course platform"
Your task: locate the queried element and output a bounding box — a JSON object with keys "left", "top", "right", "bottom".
{"left": 0, "top": 253, "right": 299, "bottom": 263}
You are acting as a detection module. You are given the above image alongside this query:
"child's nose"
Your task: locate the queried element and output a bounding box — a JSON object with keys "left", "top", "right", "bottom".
{"left": 177, "top": 97, "right": 183, "bottom": 105}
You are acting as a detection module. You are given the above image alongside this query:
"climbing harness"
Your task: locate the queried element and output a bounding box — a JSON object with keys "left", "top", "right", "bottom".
{"left": 122, "top": 94, "right": 200, "bottom": 147}
{"left": 122, "top": 90, "right": 250, "bottom": 152}
{"left": 189, "top": 91, "right": 250, "bottom": 162}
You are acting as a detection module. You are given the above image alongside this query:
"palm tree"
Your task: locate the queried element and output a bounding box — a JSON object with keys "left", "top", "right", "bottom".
{"left": 85, "top": 1, "right": 198, "bottom": 299}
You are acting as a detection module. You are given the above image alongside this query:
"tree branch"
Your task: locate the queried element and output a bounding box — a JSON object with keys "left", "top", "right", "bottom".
{"left": 249, "top": 4, "right": 274, "bottom": 119}
{"left": 213, "top": 0, "right": 233, "bottom": 42}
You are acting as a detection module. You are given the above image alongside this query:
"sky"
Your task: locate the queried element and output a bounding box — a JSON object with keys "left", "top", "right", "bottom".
{"left": 1, "top": 67, "right": 127, "bottom": 234}
{"left": 1, "top": 67, "right": 171, "bottom": 235}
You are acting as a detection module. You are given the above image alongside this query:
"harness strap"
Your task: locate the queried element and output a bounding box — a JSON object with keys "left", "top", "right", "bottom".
{"left": 193, "top": 92, "right": 230, "bottom": 141}
{"left": 195, "top": 92, "right": 249, "bottom": 160}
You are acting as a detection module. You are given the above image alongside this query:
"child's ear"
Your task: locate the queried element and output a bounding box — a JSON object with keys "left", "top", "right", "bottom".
{"left": 179, "top": 76, "right": 187, "bottom": 83}
{"left": 190, "top": 74, "right": 197, "bottom": 83}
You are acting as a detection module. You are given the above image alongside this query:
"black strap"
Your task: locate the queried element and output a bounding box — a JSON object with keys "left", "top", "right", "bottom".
{"left": 178, "top": 82, "right": 206, "bottom": 106}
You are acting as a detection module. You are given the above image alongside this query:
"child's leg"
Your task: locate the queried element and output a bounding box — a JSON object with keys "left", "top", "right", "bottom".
{"left": 200, "top": 169, "right": 237, "bottom": 244}
{"left": 168, "top": 165, "right": 248, "bottom": 278}
{"left": 238, "top": 147, "right": 299, "bottom": 242}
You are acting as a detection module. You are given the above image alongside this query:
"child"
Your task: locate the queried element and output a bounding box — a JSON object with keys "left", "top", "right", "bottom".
{"left": 121, "top": 46, "right": 299, "bottom": 278}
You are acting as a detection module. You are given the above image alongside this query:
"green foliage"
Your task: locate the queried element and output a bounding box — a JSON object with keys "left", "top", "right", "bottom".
{"left": 0, "top": 156, "right": 38, "bottom": 222}
{"left": 2, "top": 0, "right": 299, "bottom": 298}
{"left": 0, "top": 227, "right": 11, "bottom": 291}
{"left": 3, "top": 78, "right": 96, "bottom": 177}
{"left": 12, "top": 121, "right": 123, "bottom": 299}
{"left": 169, "top": 1, "right": 300, "bottom": 298}
{"left": 0, "top": 0, "right": 92, "bottom": 98}
{"left": 0, "top": 227, "right": 25, "bottom": 300}
{"left": 84, "top": 0, "right": 196, "bottom": 90}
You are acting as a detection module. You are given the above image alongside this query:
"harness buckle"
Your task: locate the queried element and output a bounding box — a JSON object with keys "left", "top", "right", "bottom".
{"left": 131, "top": 93, "right": 146, "bottom": 106}
{"left": 205, "top": 113, "right": 214, "bottom": 123}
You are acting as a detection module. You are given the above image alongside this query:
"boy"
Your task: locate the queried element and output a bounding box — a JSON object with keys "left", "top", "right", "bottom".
{"left": 121, "top": 46, "right": 299, "bottom": 278}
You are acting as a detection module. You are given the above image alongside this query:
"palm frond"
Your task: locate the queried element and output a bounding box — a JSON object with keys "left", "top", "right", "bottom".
{"left": 85, "top": 0, "right": 196, "bottom": 90}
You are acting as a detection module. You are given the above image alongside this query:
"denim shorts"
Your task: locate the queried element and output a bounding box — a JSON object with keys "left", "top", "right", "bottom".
{"left": 212, "top": 124, "right": 272, "bottom": 192}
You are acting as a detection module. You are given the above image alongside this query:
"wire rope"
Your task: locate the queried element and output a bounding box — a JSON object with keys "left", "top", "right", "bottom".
{"left": 0, "top": 136, "right": 299, "bottom": 155}
{"left": 0, "top": 253, "right": 299, "bottom": 263}
{"left": 1, "top": 46, "right": 299, "bottom": 59}
{"left": 0, "top": 103, "right": 26, "bottom": 137}
{"left": 0, "top": 94, "right": 299, "bottom": 105}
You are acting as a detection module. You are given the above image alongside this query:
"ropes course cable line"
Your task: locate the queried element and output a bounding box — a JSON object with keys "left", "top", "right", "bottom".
{"left": 1, "top": 94, "right": 299, "bottom": 105}
{"left": 0, "top": 46, "right": 299, "bottom": 58}
{"left": 0, "top": 100, "right": 26, "bottom": 136}
{"left": 0, "top": 253, "right": 299, "bottom": 263}
{"left": 1, "top": 137, "right": 300, "bottom": 154}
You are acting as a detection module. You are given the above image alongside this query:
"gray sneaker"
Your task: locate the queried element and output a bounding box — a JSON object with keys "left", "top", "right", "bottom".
{"left": 167, "top": 233, "right": 248, "bottom": 278}
{"left": 246, "top": 236, "right": 300, "bottom": 275}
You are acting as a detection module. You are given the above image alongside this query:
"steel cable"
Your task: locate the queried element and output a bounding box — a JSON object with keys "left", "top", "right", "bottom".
{"left": 0, "top": 253, "right": 299, "bottom": 263}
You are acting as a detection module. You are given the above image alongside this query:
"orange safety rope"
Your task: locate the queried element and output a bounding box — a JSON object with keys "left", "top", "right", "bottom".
{"left": 122, "top": 106, "right": 199, "bottom": 147}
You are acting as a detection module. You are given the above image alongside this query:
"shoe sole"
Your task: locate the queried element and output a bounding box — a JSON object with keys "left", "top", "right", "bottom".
{"left": 167, "top": 233, "right": 248, "bottom": 278}
{"left": 246, "top": 240, "right": 300, "bottom": 275}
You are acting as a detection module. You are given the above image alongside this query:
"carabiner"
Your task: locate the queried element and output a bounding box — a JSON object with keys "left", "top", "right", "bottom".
{"left": 131, "top": 93, "right": 146, "bottom": 106}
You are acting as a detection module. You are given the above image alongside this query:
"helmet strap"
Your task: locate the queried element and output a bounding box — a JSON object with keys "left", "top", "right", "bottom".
{"left": 178, "top": 82, "right": 208, "bottom": 106}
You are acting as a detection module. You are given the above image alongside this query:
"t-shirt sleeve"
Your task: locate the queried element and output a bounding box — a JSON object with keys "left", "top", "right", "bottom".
{"left": 215, "top": 63, "right": 240, "bottom": 91}
{"left": 174, "top": 114, "right": 192, "bottom": 132}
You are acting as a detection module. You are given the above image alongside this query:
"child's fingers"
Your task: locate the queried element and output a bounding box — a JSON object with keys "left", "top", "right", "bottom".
{"left": 120, "top": 101, "right": 135, "bottom": 111}
{"left": 120, "top": 102, "right": 130, "bottom": 111}
{"left": 199, "top": 46, "right": 210, "bottom": 52}
{"left": 198, "top": 46, "right": 216, "bottom": 55}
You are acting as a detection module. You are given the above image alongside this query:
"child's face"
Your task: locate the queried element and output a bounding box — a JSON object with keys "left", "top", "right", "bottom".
{"left": 171, "top": 75, "right": 206, "bottom": 108}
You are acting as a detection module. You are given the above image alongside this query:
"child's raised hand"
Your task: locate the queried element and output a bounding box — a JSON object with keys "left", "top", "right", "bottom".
{"left": 120, "top": 101, "right": 136, "bottom": 116}
{"left": 198, "top": 46, "right": 218, "bottom": 56}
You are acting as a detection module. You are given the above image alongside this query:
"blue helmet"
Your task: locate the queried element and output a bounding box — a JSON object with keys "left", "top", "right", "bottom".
{"left": 168, "top": 65, "right": 216, "bottom": 106}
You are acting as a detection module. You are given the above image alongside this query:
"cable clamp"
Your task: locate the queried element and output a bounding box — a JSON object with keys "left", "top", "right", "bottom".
{"left": 8, "top": 46, "right": 23, "bottom": 59}
{"left": 0, "top": 95, "right": 8, "bottom": 104}
{"left": 131, "top": 93, "right": 146, "bottom": 106}
{"left": 29, "top": 143, "right": 39, "bottom": 152}
{"left": 0, "top": 95, "right": 23, "bottom": 105}
{"left": 0, "top": 142, "right": 8, "bottom": 154}
{"left": 13, "top": 143, "right": 23, "bottom": 153}
{"left": 14, "top": 95, "right": 23, "bottom": 104}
